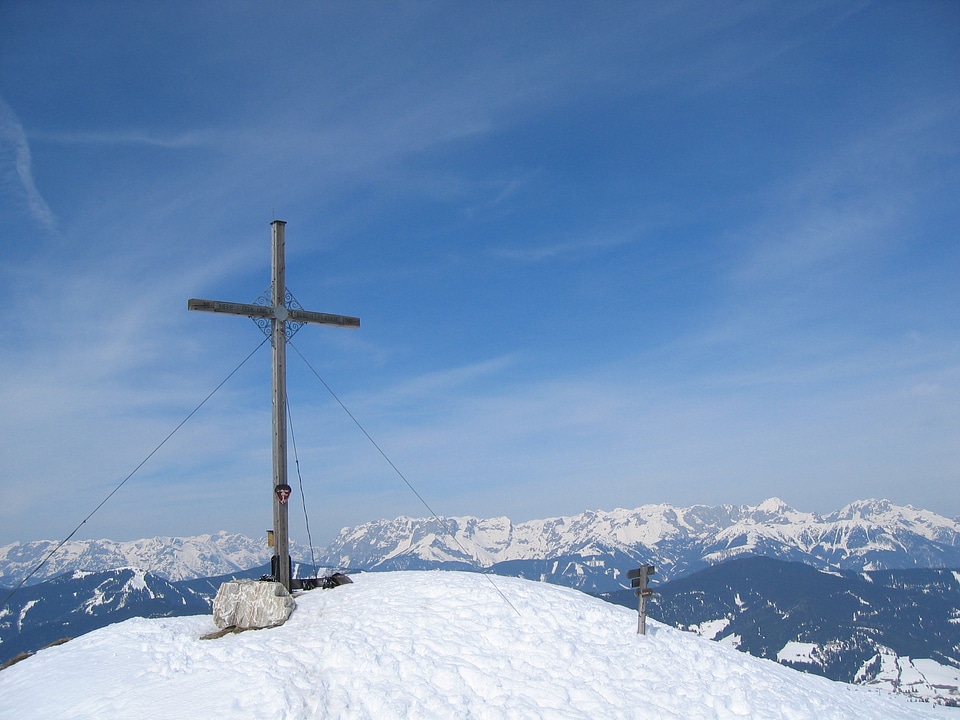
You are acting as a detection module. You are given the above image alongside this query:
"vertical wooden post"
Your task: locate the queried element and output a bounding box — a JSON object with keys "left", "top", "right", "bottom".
{"left": 638, "top": 592, "right": 647, "bottom": 635}
{"left": 271, "top": 220, "right": 291, "bottom": 592}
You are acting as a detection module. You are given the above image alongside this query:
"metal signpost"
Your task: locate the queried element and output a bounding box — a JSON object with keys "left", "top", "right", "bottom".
{"left": 627, "top": 565, "right": 656, "bottom": 635}
{"left": 189, "top": 220, "right": 359, "bottom": 592}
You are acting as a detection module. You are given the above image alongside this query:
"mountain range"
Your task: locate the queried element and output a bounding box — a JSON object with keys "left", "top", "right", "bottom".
{"left": 3, "top": 498, "right": 959, "bottom": 594}
{"left": 315, "top": 497, "right": 960, "bottom": 593}
{"left": 0, "top": 531, "right": 274, "bottom": 587}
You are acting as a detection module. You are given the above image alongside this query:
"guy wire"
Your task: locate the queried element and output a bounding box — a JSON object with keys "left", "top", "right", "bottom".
{"left": 286, "top": 401, "right": 319, "bottom": 577}
{"left": 288, "top": 339, "right": 521, "bottom": 617}
{"left": 0, "top": 337, "right": 269, "bottom": 611}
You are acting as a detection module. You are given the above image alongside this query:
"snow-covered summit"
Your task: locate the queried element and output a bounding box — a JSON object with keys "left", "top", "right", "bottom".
{"left": 0, "top": 571, "right": 949, "bottom": 720}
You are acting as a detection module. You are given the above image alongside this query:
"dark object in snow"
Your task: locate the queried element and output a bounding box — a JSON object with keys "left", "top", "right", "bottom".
{"left": 257, "top": 572, "right": 353, "bottom": 591}
{"left": 294, "top": 572, "right": 353, "bottom": 591}
{"left": 2, "top": 637, "right": 71, "bottom": 669}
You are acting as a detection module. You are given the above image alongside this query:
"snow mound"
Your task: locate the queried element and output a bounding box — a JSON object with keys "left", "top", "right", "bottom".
{"left": 0, "top": 571, "right": 952, "bottom": 719}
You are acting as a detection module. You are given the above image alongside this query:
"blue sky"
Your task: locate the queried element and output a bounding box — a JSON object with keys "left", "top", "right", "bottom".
{"left": 1, "top": 2, "right": 957, "bottom": 548}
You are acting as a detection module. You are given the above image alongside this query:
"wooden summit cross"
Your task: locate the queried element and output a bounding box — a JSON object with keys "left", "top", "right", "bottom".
{"left": 188, "top": 220, "right": 359, "bottom": 592}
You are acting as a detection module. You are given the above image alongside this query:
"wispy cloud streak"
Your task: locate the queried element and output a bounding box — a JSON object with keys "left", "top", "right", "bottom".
{"left": 0, "top": 96, "right": 57, "bottom": 233}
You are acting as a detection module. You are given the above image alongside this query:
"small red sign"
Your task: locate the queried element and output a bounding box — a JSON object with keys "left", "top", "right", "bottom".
{"left": 275, "top": 484, "right": 292, "bottom": 505}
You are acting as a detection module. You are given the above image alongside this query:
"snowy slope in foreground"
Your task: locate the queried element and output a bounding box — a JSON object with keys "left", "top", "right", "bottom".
{"left": 0, "top": 572, "right": 953, "bottom": 720}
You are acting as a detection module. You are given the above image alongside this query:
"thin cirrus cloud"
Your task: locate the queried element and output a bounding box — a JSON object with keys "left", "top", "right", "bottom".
{"left": 0, "top": 96, "right": 57, "bottom": 233}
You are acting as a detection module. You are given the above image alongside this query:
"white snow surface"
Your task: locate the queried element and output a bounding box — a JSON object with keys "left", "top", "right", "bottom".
{"left": 0, "top": 571, "right": 953, "bottom": 720}
{"left": 778, "top": 641, "right": 818, "bottom": 664}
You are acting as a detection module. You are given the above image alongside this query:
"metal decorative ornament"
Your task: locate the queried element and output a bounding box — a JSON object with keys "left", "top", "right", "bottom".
{"left": 253, "top": 286, "right": 307, "bottom": 341}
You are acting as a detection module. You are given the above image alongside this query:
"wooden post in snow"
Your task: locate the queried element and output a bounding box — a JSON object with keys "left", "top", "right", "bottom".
{"left": 628, "top": 565, "right": 656, "bottom": 635}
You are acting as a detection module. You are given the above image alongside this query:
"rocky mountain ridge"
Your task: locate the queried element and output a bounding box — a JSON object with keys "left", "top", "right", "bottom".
{"left": 0, "top": 531, "right": 271, "bottom": 586}
{"left": 316, "top": 497, "right": 960, "bottom": 592}
{"left": 3, "top": 498, "right": 958, "bottom": 594}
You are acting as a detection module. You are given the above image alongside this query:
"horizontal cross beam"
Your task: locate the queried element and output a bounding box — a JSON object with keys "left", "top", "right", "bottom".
{"left": 188, "top": 298, "right": 360, "bottom": 328}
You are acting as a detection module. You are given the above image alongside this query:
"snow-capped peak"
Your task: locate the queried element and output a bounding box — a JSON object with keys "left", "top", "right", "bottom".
{"left": 753, "top": 496, "right": 794, "bottom": 517}
{"left": 0, "top": 533, "right": 273, "bottom": 586}
{"left": 318, "top": 498, "right": 960, "bottom": 589}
